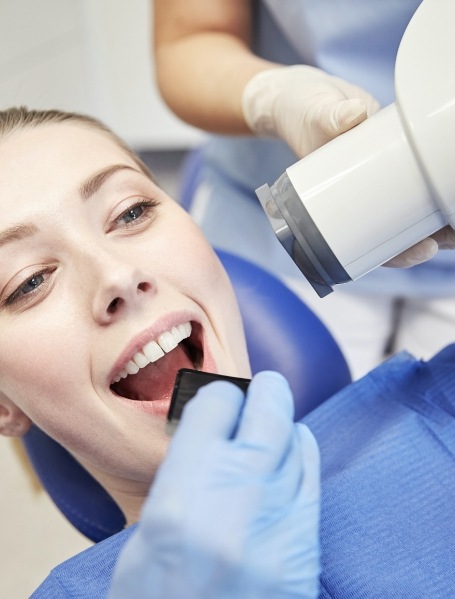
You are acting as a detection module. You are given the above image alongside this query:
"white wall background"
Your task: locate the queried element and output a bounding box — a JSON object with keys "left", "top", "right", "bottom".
{"left": 0, "top": 0, "right": 204, "bottom": 149}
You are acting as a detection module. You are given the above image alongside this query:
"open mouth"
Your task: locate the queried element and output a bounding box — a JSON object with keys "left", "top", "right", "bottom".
{"left": 110, "top": 321, "right": 204, "bottom": 402}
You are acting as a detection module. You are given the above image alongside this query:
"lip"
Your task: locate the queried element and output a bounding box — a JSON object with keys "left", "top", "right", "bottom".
{"left": 133, "top": 397, "right": 172, "bottom": 418}
{"left": 108, "top": 311, "right": 201, "bottom": 384}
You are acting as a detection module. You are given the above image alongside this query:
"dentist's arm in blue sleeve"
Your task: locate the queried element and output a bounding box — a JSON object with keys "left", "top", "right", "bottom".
{"left": 109, "top": 371, "right": 321, "bottom": 599}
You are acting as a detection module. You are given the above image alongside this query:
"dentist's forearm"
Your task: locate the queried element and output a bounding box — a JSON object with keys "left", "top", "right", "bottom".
{"left": 153, "top": 0, "right": 280, "bottom": 134}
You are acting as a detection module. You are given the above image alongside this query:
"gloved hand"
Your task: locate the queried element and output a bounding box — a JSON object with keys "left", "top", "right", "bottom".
{"left": 109, "top": 371, "right": 320, "bottom": 599}
{"left": 242, "top": 64, "right": 454, "bottom": 269}
{"left": 384, "top": 225, "right": 455, "bottom": 268}
{"left": 241, "top": 64, "right": 380, "bottom": 158}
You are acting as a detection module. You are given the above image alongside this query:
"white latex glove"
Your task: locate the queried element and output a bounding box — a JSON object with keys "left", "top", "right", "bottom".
{"left": 109, "top": 371, "right": 320, "bottom": 599}
{"left": 242, "top": 64, "right": 380, "bottom": 158}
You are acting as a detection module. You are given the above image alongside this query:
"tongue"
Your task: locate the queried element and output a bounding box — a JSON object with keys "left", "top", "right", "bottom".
{"left": 116, "top": 344, "right": 195, "bottom": 403}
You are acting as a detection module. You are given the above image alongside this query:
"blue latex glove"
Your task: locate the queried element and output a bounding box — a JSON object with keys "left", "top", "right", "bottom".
{"left": 109, "top": 371, "right": 320, "bottom": 599}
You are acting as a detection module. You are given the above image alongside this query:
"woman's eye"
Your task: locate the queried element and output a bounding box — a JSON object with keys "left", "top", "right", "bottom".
{"left": 113, "top": 199, "right": 158, "bottom": 229}
{"left": 117, "top": 204, "right": 146, "bottom": 225}
{"left": 20, "top": 273, "right": 44, "bottom": 294}
{"left": 4, "top": 269, "right": 50, "bottom": 308}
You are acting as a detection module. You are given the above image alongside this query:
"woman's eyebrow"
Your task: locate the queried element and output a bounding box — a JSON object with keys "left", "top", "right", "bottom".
{"left": 0, "top": 166, "right": 142, "bottom": 249}
{"left": 79, "top": 164, "right": 142, "bottom": 201}
{"left": 0, "top": 223, "right": 38, "bottom": 249}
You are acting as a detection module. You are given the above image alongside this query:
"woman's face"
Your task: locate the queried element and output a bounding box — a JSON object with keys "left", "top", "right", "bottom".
{"left": 0, "top": 123, "right": 250, "bottom": 497}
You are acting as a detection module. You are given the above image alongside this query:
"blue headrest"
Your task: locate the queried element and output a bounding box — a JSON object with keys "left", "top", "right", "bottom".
{"left": 217, "top": 250, "right": 350, "bottom": 418}
{"left": 22, "top": 250, "right": 350, "bottom": 542}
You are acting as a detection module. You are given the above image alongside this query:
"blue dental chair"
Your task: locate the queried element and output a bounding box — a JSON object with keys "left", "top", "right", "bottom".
{"left": 22, "top": 149, "right": 351, "bottom": 543}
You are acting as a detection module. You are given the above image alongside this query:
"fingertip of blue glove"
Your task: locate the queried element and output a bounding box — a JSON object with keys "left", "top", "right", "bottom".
{"left": 248, "top": 371, "right": 294, "bottom": 417}
{"left": 177, "top": 380, "right": 246, "bottom": 439}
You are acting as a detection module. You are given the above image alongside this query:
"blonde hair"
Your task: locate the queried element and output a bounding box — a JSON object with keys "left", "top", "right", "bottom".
{"left": 0, "top": 106, "right": 153, "bottom": 179}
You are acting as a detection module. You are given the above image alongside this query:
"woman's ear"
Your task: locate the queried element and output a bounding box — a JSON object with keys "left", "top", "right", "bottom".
{"left": 0, "top": 394, "right": 32, "bottom": 437}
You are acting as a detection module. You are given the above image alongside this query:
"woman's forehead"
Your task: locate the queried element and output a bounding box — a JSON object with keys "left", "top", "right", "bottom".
{"left": 0, "top": 124, "right": 139, "bottom": 196}
{"left": 1, "top": 123, "right": 133, "bottom": 168}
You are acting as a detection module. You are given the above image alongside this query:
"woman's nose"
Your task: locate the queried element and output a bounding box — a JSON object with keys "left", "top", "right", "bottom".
{"left": 91, "top": 260, "right": 156, "bottom": 325}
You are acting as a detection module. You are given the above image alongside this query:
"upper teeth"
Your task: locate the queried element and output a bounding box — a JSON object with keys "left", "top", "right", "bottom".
{"left": 112, "top": 322, "right": 192, "bottom": 383}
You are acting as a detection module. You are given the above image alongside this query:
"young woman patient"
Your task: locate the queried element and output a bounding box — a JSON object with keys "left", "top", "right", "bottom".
{"left": 0, "top": 107, "right": 319, "bottom": 598}
{"left": 0, "top": 107, "right": 252, "bottom": 523}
